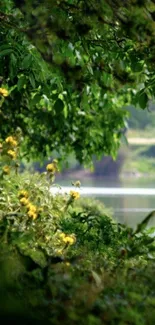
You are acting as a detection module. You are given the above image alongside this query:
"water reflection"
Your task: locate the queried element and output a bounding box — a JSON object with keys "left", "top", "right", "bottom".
{"left": 97, "top": 195, "right": 155, "bottom": 228}
{"left": 57, "top": 176, "right": 155, "bottom": 228}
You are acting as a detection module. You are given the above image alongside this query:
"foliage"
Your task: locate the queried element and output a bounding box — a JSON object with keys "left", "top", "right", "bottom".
{"left": 1, "top": 1, "right": 155, "bottom": 162}
{"left": 1, "top": 135, "right": 155, "bottom": 324}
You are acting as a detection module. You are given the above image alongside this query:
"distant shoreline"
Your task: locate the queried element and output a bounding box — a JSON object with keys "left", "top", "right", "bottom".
{"left": 128, "top": 138, "right": 155, "bottom": 145}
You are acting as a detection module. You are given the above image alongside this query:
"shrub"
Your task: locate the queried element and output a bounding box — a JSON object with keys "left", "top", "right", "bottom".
{"left": 0, "top": 134, "right": 155, "bottom": 324}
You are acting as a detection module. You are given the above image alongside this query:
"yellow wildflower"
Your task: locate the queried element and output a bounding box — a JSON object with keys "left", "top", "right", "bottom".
{"left": 27, "top": 203, "right": 37, "bottom": 212}
{"left": 45, "top": 236, "right": 51, "bottom": 241}
{"left": 0, "top": 88, "right": 8, "bottom": 97}
{"left": 7, "top": 149, "right": 16, "bottom": 160}
{"left": 75, "top": 180, "right": 81, "bottom": 188}
{"left": 59, "top": 232, "right": 66, "bottom": 239}
{"left": 18, "top": 190, "right": 29, "bottom": 198}
{"left": 2, "top": 165, "right": 10, "bottom": 175}
{"left": 57, "top": 249, "right": 63, "bottom": 255}
{"left": 5, "top": 136, "right": 18, "bottom": 147}
{"left": 46, "top": 163, "right": 56, "bottom": 173}
{"left": 70, "top": 190, "right": 80, "bottom": 200}
{"left": 63, "top": 236, "right": 75, "bottom": 245}
{"left": 20, "top": 197, "right": 29, "bottom": 206}
{"left": 65, "top": 262, "right": 70, "bottom": 266}
{"left": 27, "top": 210, "right": 38, "bottom": 220}
{"left": 58, "top": 232, "right": 76, "bottom": 245}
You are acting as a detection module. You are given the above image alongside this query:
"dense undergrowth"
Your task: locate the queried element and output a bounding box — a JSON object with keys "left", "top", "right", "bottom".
{"left": 0, "top": 135, "right": 155, "bottom": 324}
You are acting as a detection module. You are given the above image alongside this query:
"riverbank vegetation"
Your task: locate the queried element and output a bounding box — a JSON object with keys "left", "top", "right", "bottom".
{"left": 0, "top": 141, "right": 155, "bottom": 324}
{"left": 1, "top": 135, "right": 155, "bottom": 324}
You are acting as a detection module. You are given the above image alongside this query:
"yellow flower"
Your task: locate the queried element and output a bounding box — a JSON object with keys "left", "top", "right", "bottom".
{"left": 27, "top": 203, "right": 37, "bottom": 212}
{"left": 7, "top": 149, "right": 16, "bottom": 160}
{"left": 70, "top": 190, "right": 80, "bottom": 200}
{"left": 27, "top": 210, "right": 38, "bottom": 220}
{"left": 46, "top": 163, "right": 56, "bottom": 173}
{"left": 2, "top": 165, "right": 10, "bottom": 175}
{"left": 45, "top": 236, "right": 51, "bottom": 241}
{"left": 20, "top": 197, "right": 29, "bottom": 206}
{"left": 59, "top": 232, "right": 76, "bottom": 245}
{"left": 57, "top": 249, "right": 63, "bottom": 255}
{"left": 65, "top": 262, "right": 70, "bottom": 266}
{"left": 0, "top": 88, "right": 8, "bottom": 97}
{"left": 75, "top": 180, "right": 81, "bottom": 188}
{"left": 19, "top": 191, "right": 38, "bottom": 220}
{"left": 59, "top": 232, "right": 66, "bottom": 240}
{"left": 18, "top": 190, "right": 29, "bottom": 198}
{"left": 5, "top": 136, "right": 18, "bottom": 147}
{"left": 63, "top": 236, "right": 75, "bottom": 245}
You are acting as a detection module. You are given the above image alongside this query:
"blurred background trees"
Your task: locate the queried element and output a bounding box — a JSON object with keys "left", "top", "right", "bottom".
{"left": 1, "top": 0, "right": 155, "bottom": 164}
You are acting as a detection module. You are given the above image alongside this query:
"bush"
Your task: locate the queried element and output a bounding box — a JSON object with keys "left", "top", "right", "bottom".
{"left": 0, "top": 134, "right": 155, "bottom": 324}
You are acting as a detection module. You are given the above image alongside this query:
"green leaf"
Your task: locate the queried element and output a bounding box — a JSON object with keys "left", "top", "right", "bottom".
{"left": 17, "top": 75, "right": 27, "bottom": 90}
{"left": 131, "top": 61, "right": 144, "bottom": 72}
{"left": 51, "top": 93, "right": 58, "bottom": 100}
{"left": 137, "top": 91, "right": 148, "bottom": 109}
{"left": 22, "top": 54, "right": 32, "bottom": 69}
{"left": 27, "top": 249, "right": 47, "bottom": 268}
{"left": 0, "top": 49, "right": 13, "bottom": 57}
{"left": 9, "top": 53, "right": 17, "bottom": 79}
{"left": 64, "top": 105, "right": 68, "bottom": 118}
{"left": 91, "top": 270, "right": 102, "bottom": 288}
{"left": 134, "top": 210, "right": 155, "bottom": 234}
{"left": 54, "top": 98, "right": 64, "bottom": 114}
{"left": 31, "top": 93, "right": 41, "bottom": 106}
{"left": 29, "top": 73, "right": 36, "bottom": 88}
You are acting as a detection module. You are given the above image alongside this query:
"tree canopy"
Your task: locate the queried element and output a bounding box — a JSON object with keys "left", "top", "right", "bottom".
{"left": 1, "top": 0, "right": 155, "bottom": 163}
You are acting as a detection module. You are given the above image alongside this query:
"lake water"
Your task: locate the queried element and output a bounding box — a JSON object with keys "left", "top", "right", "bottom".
{"left": 53, "top": 177, "right": 155, "bottom": 228}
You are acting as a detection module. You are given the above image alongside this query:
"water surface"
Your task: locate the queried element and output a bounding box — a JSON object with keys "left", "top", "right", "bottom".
{"left": 55, "top": 177, "right": 155, "bottom": 228}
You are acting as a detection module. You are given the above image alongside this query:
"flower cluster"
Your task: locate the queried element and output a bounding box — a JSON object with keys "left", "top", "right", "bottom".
{"left": 18, "top": 190, "right": 29, "bottom": 198}
{"left": 19, "top": 197, "right": 29, "bottom": 206}
{"left": 2, "top": 165, "right": 10, "bottom": 175}
{"left": 46, "top": 159, "right": 59, "bottom": 174}
{"left": 7, "top": 149, "right": 17, "bottom": 160}
{"left": 27, "top": 203, "right": 38, "bottom": 220}
{"left": 1, "top": 135, "right": 18, "bottom": 163}
{"left": 18, "top": 190, "right": 40, "bottom": 220}
{"left": 70, "top": 190, "right": 80, "bottom": 200}
{"left": 5, "top": 136, "right": 18, "bottom": 147}
{"left": 0, "top": 135, "right": 18, "bottom": 169}
{"left": 46, "top": 163, "right": 55, "bottom": 173}
{"left": 59, "top": 232, "right": 76, "bottom": 245}
{"left": 0, "top": 87, "right": 8, "bottom": 97}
